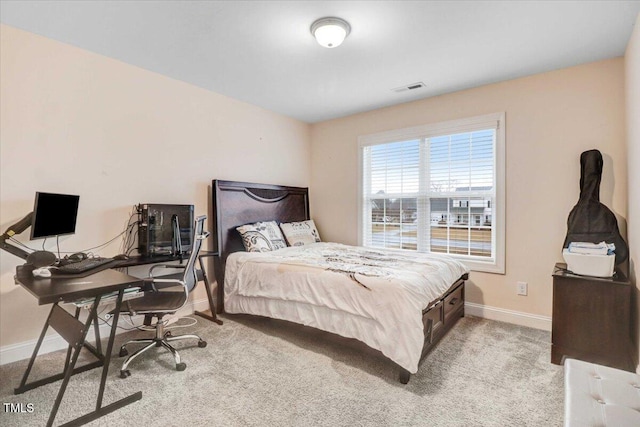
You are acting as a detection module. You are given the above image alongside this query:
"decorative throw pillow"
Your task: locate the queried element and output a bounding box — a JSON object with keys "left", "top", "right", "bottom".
{"left": 280, "top": 220, "right": 322, "bottom": 247}
{"left": 236, "top": 221, "right": 287, "bottom": 252}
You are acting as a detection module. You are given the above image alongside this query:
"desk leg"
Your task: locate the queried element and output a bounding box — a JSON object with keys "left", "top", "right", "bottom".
{"left": 71, "top": 289, "right": 142, "bottom": 426}
{"left": 75, "top": 307, "right": 103, "bottom": 362}
{"left": 15, "top": 305, "right": 104, "bottom": 395}
{"left": 46, "top": 299, "right": 99, "bottom": 427}
{"left": 53, "top": 291, "right": 142, "bottom": 427}
{"left": 16, "top": 303, "right": 56, "bottom": 393}
{"left": 14, "top": 296, "right": 142, "bottom": 426}
{"left": 62, "top": 307, "right": 82, "bottom": 374}
{"left": 92, "top": 307, "right": 102, "bottom": 355}
{"left": 194, "top": 256, "right": 223, "bottom": 325}
{"left": 96, "top": 289, "right": 123, "bottom": 407}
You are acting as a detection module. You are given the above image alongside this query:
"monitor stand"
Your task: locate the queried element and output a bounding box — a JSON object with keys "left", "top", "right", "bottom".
{"left": 0, "top": 212, "right": 33, "bottom": 260}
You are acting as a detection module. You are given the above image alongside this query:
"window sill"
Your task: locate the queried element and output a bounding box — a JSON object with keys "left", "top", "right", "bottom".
{"left": 460, "top": 258, "right": 505, "bottom": 275}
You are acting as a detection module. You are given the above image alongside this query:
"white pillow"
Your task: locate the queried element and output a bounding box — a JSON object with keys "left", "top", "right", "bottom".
{"left": 280, "top": 220, "right": 322, "bottom": 247}
{"left": 236, "top": 221, "right": 287, "bottom": 252}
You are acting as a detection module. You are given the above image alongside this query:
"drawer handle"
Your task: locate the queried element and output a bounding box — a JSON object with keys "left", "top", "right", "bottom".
{"left": 449, "top": 298, "right": 459, "bottom": 305}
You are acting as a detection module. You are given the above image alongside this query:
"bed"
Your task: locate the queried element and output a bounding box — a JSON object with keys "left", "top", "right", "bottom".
{"left": 211, "top": 179, "right": 469, "bottom": 383}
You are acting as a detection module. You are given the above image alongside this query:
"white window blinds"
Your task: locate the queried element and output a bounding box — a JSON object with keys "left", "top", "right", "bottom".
{"left": 359, "top": 113, "right": 505, "bottom": 273}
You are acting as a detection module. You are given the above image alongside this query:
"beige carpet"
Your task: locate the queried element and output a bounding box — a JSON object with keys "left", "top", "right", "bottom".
{"left": 0, "top": 314, "right": 563, "bottom": 426}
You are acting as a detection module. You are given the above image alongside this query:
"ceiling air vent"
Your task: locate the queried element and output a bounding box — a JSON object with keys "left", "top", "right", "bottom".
{"left": 392, "top": 82, "right": 426, "bottom": 93}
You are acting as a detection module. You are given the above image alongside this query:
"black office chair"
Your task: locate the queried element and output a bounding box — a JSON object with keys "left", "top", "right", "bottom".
{"left": 118, "top": 215, "right": 209, "bottom": 378}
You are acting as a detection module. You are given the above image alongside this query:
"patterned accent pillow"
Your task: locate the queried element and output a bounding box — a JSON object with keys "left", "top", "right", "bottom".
{"left": 280, "top": 220, "right": 322, "bottom": 247}
{"left": 236, "top": 221, "right": 287, "bottom": 252}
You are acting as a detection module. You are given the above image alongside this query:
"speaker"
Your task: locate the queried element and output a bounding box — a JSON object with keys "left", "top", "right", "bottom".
{"left": 26, "top": 250, "right": 57, "bottom": 268}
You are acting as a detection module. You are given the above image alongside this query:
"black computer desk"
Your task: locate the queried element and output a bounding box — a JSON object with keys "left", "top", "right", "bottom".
{"left": 13, "top": 251, "right": 222, "bottom": 426}
{"left": 14, "top": 265, "right": 143, "bottom": 427}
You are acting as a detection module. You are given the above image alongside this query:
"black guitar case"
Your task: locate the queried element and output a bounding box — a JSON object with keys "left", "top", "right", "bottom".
{"left": 563, "top": 149, "right": 628, "bottom": 265}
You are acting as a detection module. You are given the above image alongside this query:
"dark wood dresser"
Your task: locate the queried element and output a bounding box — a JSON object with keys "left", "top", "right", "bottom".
{"left": 552, "top": 263, "right": 635, "bottom": 372}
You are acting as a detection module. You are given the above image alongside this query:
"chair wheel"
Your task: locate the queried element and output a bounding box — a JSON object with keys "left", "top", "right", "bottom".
{"left": 120, "top": 370, "right": 131, "bottom": 379}
{"left": 176, "top": 362, "right": 186, "bottom": 371}
{"left": 119, "top": 348, "right": 128, "bottom": 357}
{"left": 198, "top": 340, "right": 207, "bottom": 348}
{"left": 165, "top": 331, "right": 172, "bottom": 337}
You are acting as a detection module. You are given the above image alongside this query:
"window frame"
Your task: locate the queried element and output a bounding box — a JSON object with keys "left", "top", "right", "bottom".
{"left": 357, "top": 112, "right": 506, "bottom": 274}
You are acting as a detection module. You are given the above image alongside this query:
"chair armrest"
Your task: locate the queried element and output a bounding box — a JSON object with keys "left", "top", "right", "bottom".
{"left": 152, "top": 278, "right": 186, "bottom": 285}
{"left": 149, "top": 263, "right": 187, "bottom": 278}
{"left": 141, "top": 277, "right": 157, "bottom": 292}
{"left": 142, "top": 277, "right": 186, "bottom": 292}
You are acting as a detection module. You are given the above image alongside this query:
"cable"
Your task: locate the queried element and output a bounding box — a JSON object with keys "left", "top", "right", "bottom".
{"left": 7, "top": 216, "right": 137, "bottom": 255}
{"left": 120, "top": 206, "right": 139, "bottom": 255}
{"left": 42, "top": 238, "right": 46, "bottom": 251}
{"left": 56, "top": 235, "right": 61, "bottom": 259}
{"left": 9, "top": 237, "right": 35, "bottom": 252}
{"left": 97, "top": 314, "right": 144, "bottom": 332}
{"left": 121, "top": 314, "right": 144, "bottom": 330}
{"left": 126, "top": 225, "right": 137, "bottom": 253}
{"left": 120, "top": 208, "right": 132, "bottom": 254}
{"left": 123, "top": 214, "right": 139, "bottom": 256}
{"left": 97, "top": 313, "right": 199, "bottom": 333}
{"left": 63, "top": 303, "right": 141, "bottom": 332}
{"left": 75, "top": 220, "right": 137, "bottom": 254}
{"left": 95, "top": 305, "right": 147, "bottom": 331}
{"left": 83, "top": 291, "right": 201, "bottom": 332}
{"left": 556, "top": 266, "right": 619, "bottom": 279}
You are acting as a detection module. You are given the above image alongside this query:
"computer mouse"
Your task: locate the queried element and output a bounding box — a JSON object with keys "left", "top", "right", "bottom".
{"left": 32, "top": 268, "right": 52, "bottom": 278}
{"left": 69, "top": 252, "right": 88, "bottom": 262}
{"left": 113, "top": 254, "right": 129, "bottom": 260}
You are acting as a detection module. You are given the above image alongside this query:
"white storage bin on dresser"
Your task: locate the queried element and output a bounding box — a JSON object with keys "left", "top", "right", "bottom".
{"left": 562, "top": 249, "right": 614, "bottom": 277}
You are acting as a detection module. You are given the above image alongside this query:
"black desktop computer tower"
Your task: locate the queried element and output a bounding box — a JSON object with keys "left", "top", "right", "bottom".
{"left": 138, "top": 204, "right": 194, "bottom": 257}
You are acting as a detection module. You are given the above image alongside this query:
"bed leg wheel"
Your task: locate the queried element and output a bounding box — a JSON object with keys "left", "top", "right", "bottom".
{"left": 399, "top": 369, "right": 411, "bottom": 384}
{"left": 198, "top": 340, "right": 207, "bottom": 348}
{"left": 176, "top": 362, "right": 187, "bottom": 371}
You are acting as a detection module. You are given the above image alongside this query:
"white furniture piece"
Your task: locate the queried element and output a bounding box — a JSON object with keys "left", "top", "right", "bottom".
{"left": 564, "top": 358, "right": 640, "bottom": 426}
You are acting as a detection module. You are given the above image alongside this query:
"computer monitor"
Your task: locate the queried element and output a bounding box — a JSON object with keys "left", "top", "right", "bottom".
{"left": 30, "top": 192, "right": 80, "bottom": 240}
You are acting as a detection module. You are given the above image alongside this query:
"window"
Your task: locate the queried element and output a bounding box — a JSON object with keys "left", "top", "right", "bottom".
{"left": 358, "top": 113, "right": 505, "bottom": 273}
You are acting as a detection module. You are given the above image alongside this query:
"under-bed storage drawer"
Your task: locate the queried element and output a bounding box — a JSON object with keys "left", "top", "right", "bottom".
{"left": 444, "top": 284, "right": 464, "bottom": 322}
{"left": 423, "top": 301, "right": 443, "bottom": 343}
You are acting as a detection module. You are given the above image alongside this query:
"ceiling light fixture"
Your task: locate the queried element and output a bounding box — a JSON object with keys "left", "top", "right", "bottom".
{"left": 310, "top": 17, "right": 351, "bottom": 48}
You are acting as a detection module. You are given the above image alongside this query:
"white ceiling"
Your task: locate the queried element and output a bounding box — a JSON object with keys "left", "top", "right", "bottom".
{"left": 1, "top": 1, "right": 639, "bottom": 123}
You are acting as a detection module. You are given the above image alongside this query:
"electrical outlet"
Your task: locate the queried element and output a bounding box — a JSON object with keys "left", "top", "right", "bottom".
{"left": 517, "top": 281, "right": 528, "bottom": 296}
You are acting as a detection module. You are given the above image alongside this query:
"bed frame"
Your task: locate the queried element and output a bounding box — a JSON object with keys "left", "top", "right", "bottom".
{"left": 210, "top": 179, "right": 467, "bottom": 383}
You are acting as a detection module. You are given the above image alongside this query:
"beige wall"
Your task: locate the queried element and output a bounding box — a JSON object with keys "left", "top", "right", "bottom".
{"left": 1, "top": 20, "right": 635, "bottom": 360}
{"left": 310, "top": 58, "right": 627, "bottom": 322}
{"left": 625, "top": 14, "right": 640, "bottom": 370}
{"left": 0, "top": 25, "right": 311, "bottom": 351}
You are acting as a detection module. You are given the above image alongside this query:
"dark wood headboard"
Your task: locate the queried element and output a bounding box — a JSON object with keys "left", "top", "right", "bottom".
{"left": 211, "top": 179, "right": 310, "bottom": 313}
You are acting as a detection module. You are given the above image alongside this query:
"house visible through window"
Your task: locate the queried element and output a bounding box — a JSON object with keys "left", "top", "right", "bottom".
{"left": 358, "top": 113, "right": 505, "bottom": 273}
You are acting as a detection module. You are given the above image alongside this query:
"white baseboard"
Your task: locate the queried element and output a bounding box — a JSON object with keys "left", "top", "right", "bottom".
{"left": 465, "top": 302, "right": 552, "bottom": 331}
{"left": 0, "top": 298, "right": 211, "bottom": 366}
{"left": 465, "top": 304, "right": 640, "bottom": 372}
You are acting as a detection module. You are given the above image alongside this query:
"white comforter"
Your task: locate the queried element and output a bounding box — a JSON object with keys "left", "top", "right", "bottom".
{"left": 224, "top": 242, "right": 469, "bottom": 373}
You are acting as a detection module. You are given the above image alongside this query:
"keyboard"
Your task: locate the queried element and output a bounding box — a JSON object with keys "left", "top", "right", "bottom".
{"left": 56, "top": 257, "right": 114, "bottom": 274}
